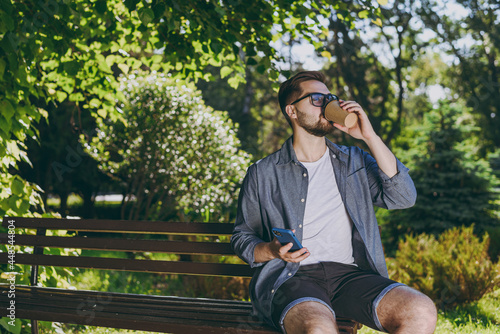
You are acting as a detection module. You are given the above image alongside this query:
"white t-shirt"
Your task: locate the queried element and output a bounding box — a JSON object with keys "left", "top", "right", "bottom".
{"left": 300, "top": 148, "right": 355, "bottom": 266}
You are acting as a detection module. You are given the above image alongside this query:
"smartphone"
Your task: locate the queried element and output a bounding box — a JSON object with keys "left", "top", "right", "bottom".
{"left": 272, "top": 228, "right": 303, "bottom": 252}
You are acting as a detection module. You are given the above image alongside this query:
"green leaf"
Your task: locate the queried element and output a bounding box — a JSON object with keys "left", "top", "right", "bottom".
{"left": 372, "top": 18, "right": 383, "bottom": 27}
{"left": 94, "top": 0, "right": 107, "bottom": 14}
{"left": 0, "top": 10, "right": 14, "bottom": 32}
{"left": 210, "top": 41, "right": 222, "bottom": 55}
{"left": 0, "top": 115, "right": 11, "bottom": 134}
{"left": 228, "top": 75, "right": 244, "bottom": 89}
{"left": 245, "top": 45, "right": 257, "bottom": 57}
{"left": 321, "top": 51, "right": 332, "bottom": 60}
{"left": 358, "top": 10, "right": 369, "bottom": 19}
{"left": 98, "top": 59, "right": 113, "bottom": 74}
{"left": 138, "top": 7, "right": 155, "bottom": 25}
{"left": 97, "top": 109, "right": 107, "bottom": 118}
{"left": 8, "top": 196, "right": 18, "bottom": 211}
{"left": 89, "top": 98, "right": 102, "bottom": 108}
{"left": 63, "top": 61, "right": 79, "bottom": 76}
{"left": 18, "top": 199, "right": 30, "bottom": 213}
{"left": 69, "top": 92, "right": 84, "bottom": 102}
{"left": 0, "top": 98, "right": 15, "bottom": 120}
{"left": 256, "top": 64, "right": 266, "bottom": 74}
{"left": 246, "top": 57, "right": 258, "bottom": 66}
{"left": 220, "top": 66, "right": 232, "bottom": 79}
{"left": 0, "top": 58, "right": 6, "bottom": 79}
{"left": 105, "top": 55, "right": 116, "bottom": 67}
{"left": 117, "top": 63, "right": 129, "bottom": 74}
{"left": 152, "top": 3, "right": 166, "bottom": 18}
{"left": 150, "top": 55, "right": 163, "bottom": 64}
{"left": 0, "top": 317, "right": 22, "bottom": 334}
{"left": 11, "top": 178, "right": 24, "bottom": 195}
{"left": 124, "top": 0, "right": 140, "bottom": 11}
{"left": 56, "top": 91, "right": 67, "bottom": 102}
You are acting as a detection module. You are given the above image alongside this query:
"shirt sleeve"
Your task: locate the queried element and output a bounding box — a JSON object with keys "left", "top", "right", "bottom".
{"left": 230, "top": 164, "right": 266, "bottom": 268}
{"left": 364, "top": 150, "right": 417, "bottom": 209}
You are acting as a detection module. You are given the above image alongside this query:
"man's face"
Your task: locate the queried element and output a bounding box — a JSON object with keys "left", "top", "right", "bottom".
{"left": 292, "top": 81, "right": 335, "bottom": 137}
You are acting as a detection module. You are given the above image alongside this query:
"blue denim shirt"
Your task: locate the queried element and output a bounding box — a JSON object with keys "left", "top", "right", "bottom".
{"left": 230, "top": 136, "right": 417, "bottom": 326}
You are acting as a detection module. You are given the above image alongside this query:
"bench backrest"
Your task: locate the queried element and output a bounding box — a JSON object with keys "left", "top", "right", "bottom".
{"left": 0, "top": 216, "right": 254, "bottom": 284}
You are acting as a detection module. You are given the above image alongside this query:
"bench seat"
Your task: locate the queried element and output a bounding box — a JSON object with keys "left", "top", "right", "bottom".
{"left": 0, "top": 216, "right": 361, "bottom": 333}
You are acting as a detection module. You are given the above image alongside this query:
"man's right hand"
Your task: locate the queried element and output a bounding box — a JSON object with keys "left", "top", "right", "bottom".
{"left": 268, "top": 236, "right": 310, "bottom": 263}
{"left": 254, "top": 231, "right": 309, "bottom": 263}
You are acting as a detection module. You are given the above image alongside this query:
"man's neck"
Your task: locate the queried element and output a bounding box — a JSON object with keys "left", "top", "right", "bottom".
{"left": 293, "top": 131, "right": 328, "bottom": 163}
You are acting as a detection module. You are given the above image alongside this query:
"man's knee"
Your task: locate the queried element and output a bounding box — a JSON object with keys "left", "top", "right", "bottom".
{"left": 412, "top": 292, "right": 437, "bottom": 330}
{"left": 378, "top": 286, "right": 437, "bottom": 333}
{"left": 283, "top": 301, "right": 338, "bottom": 334}
{"left": 403, "top": 289, "right": 437, "bottom": 321}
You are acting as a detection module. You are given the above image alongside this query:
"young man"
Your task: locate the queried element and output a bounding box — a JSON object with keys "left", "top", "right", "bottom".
{"left": 231, "top": 71, "right": 437, "bottom": 333}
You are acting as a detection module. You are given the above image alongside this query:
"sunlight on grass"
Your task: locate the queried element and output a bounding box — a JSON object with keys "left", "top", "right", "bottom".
{"left": 46, "top": 193, "right": 83, "bottom": 207}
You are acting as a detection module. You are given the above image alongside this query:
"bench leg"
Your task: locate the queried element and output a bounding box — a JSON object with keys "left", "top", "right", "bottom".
{"left": 31, "top": 319, "right": 38, "bottom": 334}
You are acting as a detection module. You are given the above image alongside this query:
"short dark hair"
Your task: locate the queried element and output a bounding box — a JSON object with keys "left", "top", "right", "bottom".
{"left": 278, "top": 71, "right": 327, "bottom": 126}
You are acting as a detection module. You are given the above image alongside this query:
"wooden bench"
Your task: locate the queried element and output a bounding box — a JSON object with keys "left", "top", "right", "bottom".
{"left": 0, "top": 216, "right": 361, "bottom": 333}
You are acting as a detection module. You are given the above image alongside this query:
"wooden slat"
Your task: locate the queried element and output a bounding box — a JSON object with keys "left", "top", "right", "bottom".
{"left": 0, "top": 253, "right": 255, "bottom": 277}
{"left": 0, "top": 233, "right": 235, "bottom": 255}
{"left": 2, "top": 216, "right": 234, "bottom": 235}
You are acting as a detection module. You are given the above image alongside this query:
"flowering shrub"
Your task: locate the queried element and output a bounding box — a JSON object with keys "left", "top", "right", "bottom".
{"left": 87, "top": 72, "right": 251, "bottom": 221}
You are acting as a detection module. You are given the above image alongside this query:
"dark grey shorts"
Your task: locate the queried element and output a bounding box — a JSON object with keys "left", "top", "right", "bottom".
{"left": 271, "top": 262, "right": 405, "bottom": 332}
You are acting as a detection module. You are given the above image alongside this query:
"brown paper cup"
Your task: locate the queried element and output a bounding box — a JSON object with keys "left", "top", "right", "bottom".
{"left": 324, "top": 101, "right": 358, "bottom": 128}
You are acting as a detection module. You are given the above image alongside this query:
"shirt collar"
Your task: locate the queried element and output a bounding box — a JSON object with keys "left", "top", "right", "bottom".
{"left": 276, "top": 136, "right": 348, "bottom": 166}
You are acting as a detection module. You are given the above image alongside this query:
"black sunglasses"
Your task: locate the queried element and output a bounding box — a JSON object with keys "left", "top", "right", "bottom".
{"left": 290, "top": 93, "right": 339, "bottom": 108}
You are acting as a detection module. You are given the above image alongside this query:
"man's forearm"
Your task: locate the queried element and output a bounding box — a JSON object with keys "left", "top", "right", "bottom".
{"left": 254, "top": 241, "right": 275, "bottom": 263}
{"left": 365, "top": 135, "right": 397, "bottom": 178}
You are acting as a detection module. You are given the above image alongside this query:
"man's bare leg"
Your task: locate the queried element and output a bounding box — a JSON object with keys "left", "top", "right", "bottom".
{"left": 283, "top": 301, "right": 338, "bottom": 334}
{"left": 377, "top": 286, "right": 437, "bottom": 333}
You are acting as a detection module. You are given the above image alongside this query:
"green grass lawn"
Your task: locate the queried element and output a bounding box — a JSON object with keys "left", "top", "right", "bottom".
{"left": 360, "top": 289, "right": 500, "bottom": 333}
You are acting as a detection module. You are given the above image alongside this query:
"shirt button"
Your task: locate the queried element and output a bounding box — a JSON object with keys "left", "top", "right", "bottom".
{"left": 299, "top": 224, "right": 302, "bottom": 228}
{"left": 332, "top": 154, "right": 337, "bottom": 158}
{"left": 271, "top": 289, "right": 275, "bottom": 293}
{"left": 288, "top": 273, "right": 292, "bottom": 276}
{"left": 300, "top": 198, "right": 305, "bottom": 202}
{"left": 303, "top": 173, "right": 307, "bottom": 177}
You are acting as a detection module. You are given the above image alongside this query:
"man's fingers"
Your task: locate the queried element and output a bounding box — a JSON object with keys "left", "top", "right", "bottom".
{"left": 284, "top": 248, "right": 309, "bottom": 262}
{"left": 291, "top": 248, "right": 308, "bottom": 258}
{"left": 295, "top": 251, "right": 310, "bottom": 262}
{"left": 333, "top": 123, "right": 348, "bottom": 132}
{"left": 279, "top": 242, "right": 293, "bottom": 255}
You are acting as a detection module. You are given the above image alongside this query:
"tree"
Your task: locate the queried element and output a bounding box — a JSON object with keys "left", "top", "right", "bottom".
{"left": 87, "top": 72, "right": 251, "bottom": 221}
{"left": 321, "top": 0, "right": 429, "bottom": 146}
{"left": 417, "top": 0, "right": 500, "bottom": 155}
{"left": 17, "top": 100, "right": 109, "bottom": 218}
{"left": 382, "top": 101, "right": 499, "bottom": 250}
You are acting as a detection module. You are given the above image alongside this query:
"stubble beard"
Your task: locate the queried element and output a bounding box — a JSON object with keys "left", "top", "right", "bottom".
{"left": 296, "top": 107, "right": 335, "bottom": 137}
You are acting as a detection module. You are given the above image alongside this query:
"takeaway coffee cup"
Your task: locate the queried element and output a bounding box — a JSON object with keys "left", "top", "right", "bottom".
{"left": 324, "top": 101, "right": 358, "bottom": 128}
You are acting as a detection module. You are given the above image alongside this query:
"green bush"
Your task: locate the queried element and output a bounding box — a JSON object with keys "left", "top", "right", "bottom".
{"left": 388, "top": 226, "right": 500, "bottom": 309}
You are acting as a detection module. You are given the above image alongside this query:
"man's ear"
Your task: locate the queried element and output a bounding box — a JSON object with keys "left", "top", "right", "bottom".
{"left": 286, "top": 105, "right": 297, "bottom": 119}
